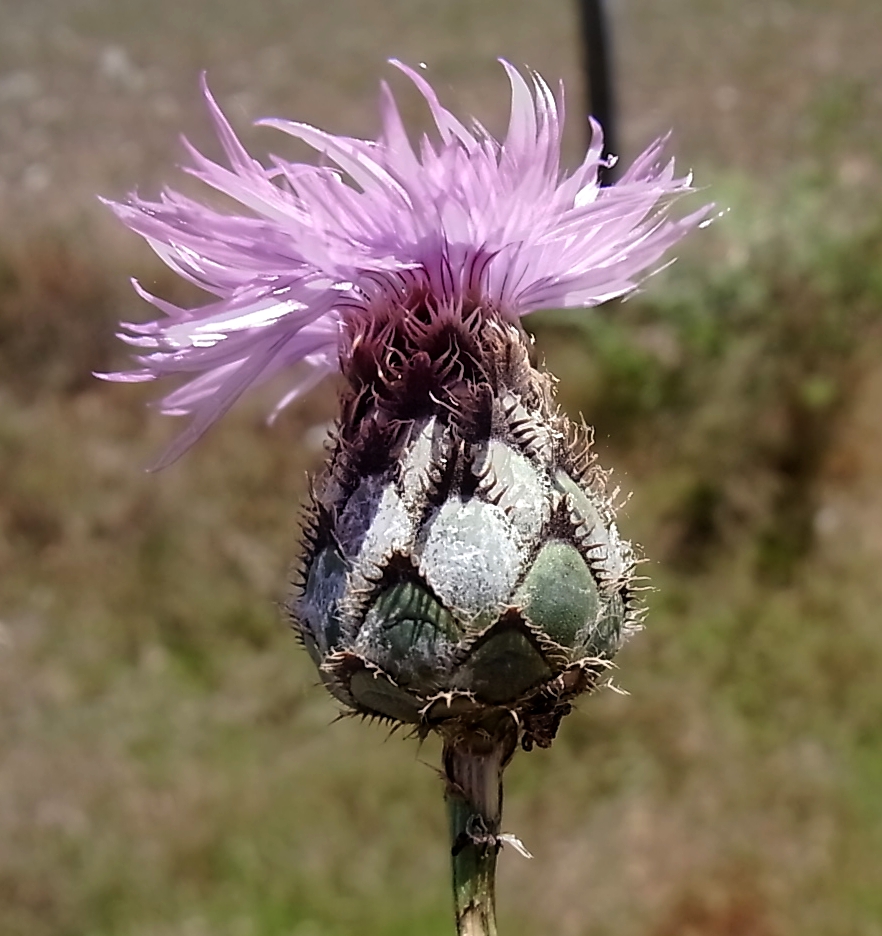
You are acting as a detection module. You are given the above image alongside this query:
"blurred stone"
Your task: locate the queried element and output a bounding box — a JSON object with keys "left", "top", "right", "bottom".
{"left": 98, "top": 45, "right": 144, "bottom": 92}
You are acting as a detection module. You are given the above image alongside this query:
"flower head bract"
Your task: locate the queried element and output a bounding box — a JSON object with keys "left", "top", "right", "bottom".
{"left": 103, "top": 60, "right": 709, "bottom": 467}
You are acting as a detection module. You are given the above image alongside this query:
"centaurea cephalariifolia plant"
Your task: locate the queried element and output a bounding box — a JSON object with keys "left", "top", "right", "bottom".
{"left": 103, "top": 62, "right": 710, "bottom": 935}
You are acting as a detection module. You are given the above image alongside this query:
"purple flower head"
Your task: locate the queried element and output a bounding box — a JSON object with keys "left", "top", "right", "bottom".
{"left": 103, "top": 61, "right": 710, "bottom": 467}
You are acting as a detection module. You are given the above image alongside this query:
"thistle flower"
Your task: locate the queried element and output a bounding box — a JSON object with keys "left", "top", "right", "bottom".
{"left": 105, "top": 61, "right": 709, "bottom": 936}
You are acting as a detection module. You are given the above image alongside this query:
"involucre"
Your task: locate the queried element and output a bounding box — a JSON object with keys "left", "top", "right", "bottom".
{"left": 292, "top": 303, "right": 641, "bottom": 749}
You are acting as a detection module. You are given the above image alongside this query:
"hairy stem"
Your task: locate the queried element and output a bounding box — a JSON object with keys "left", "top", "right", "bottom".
{"left": 443, "top": 726, "right": 517, "bottom": 936}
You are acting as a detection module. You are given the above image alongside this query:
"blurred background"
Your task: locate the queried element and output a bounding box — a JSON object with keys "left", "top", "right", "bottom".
{"left": 2, "top": 1, "right": 882, "bottom": 934}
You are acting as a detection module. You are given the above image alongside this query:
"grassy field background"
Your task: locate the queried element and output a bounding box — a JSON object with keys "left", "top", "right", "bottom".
{"left": 2, "top": 1, "right": 882, "bottom": 934}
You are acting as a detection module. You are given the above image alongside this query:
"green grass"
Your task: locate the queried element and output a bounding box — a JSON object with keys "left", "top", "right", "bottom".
{"left": 2, "top": 1, "right": 882, "bottom": 933}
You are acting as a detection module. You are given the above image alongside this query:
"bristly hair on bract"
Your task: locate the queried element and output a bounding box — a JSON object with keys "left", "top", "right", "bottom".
{"left": 100, "top": 59, "right": 712, "bottom": 468}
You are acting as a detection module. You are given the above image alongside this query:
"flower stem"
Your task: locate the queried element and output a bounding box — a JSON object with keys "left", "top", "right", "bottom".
{"left": 443, "top": 726, "right": 517, "bottom": 936}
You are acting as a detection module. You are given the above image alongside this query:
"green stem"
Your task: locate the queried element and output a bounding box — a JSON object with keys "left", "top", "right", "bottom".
{"left": 443, "top": 727, "right": 517, "bottom": 936}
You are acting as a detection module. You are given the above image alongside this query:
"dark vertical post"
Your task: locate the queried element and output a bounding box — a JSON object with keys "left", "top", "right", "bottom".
{"left": 577, "top": 0, "right": 619, "bottom": 184}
